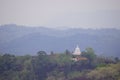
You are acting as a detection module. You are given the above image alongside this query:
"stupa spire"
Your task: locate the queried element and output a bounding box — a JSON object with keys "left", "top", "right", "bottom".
{"left": 73, "top": 45, "right": 81, "bottom": 55}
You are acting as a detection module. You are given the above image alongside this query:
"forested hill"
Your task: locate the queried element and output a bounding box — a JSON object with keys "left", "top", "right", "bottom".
{"left": 0, "top": 24, "right": 120, "bottom": 57}
{"left": 0, "top": 51, "right": 120, "bottom": 80}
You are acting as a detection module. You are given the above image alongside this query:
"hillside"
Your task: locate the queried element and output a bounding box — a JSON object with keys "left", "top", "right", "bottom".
{"left": 0, "top": 24, "right": 120, "bottom": 57}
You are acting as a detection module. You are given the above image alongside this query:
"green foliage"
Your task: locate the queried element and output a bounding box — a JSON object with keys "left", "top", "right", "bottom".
{"left": 67, "top": 71, "right": 82, "bottom": 79}
{"left": 0, "top": 54, "right": 19, "bottom": 80}
{"left": 57, "top": 54, "right": 72, "bottom": 64}
{"left": 81, "top": 47, "right": 96, "bottom": 61}
{"left": 46, "top": 71, "right": 66, "bottom": 80}
{"left": 81, "top": 47, "right": 97, "bottom": 68}
{"left": 0, "top": 49, "right": 119, "bottom": 80}
{"left": 87, "top": 63, "right": 120, "bottom": 80}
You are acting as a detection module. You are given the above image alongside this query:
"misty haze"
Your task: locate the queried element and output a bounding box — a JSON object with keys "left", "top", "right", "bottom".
{"left": 0, "top": 0, "right": 120, "bottom": 80}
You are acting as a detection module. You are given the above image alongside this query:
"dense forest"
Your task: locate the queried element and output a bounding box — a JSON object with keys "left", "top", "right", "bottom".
{"left": 0, "top": 48, "right": 120, "bottom": 80}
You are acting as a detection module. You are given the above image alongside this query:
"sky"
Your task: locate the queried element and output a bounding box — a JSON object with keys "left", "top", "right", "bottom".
{"left": 0, "top": 0, "right": 120, "bottom": 29}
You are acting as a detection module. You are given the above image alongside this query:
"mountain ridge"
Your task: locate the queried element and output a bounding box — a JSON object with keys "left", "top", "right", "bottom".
{"left": 0, "top": 24, "right": 120, "bottom": 57}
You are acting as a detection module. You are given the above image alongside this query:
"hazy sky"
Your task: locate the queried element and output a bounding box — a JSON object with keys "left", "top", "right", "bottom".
{"left": 0, "top": 0, "right": 120, "bottom": 29}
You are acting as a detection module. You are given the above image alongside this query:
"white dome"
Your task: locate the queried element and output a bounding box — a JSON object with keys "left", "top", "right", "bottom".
{"left": 73, "top": 45, "right": 81, "bottom": 55}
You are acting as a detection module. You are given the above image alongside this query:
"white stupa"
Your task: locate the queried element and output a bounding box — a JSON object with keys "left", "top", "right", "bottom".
{"left": 73, "top": 45, "right": 81, "bottom": 55}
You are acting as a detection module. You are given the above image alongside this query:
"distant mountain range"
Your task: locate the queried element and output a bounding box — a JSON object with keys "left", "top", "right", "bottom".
{"left": 0, "top": 24, "right": 120, "bottom": 57}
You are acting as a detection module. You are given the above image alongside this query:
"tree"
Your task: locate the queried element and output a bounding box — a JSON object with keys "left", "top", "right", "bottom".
{"left": 114, "top": 57, "right": 120, "bottom": 63}
{"left": 31, "top": 51, "right": 52, "bottom": 80}
{"left": 0, "top": 54, "right": 19, "bottom": 80}
{"left": 87, "top": 63, "right": 120, "bottom": 80}
{"left": 37, "top": 51, "right": 47, "bottom": 56}
{"left": 65, "top": 49, "right": 71, "bottom": 55}
{"left": 81, "top": 47, "right": 96, "bottom": 61}
{"left": 81, "top": 48, "right": 96, "bottom": 68}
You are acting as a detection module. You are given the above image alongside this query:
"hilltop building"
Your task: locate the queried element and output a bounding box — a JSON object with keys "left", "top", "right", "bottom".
{"left": 72, "top": 45, "right": 87, "bottom": 61}
{"left": 72, "top": 45, "right": 81, "bottom": 55}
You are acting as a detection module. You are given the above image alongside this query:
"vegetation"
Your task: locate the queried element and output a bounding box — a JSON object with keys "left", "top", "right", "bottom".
{"left": 0, "top": 48, "right": 120, "bottom": 80}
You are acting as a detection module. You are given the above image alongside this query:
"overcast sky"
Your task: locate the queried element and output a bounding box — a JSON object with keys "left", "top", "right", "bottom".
{"left": 0, "top": 0, "right": 120, "bottom": 29}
